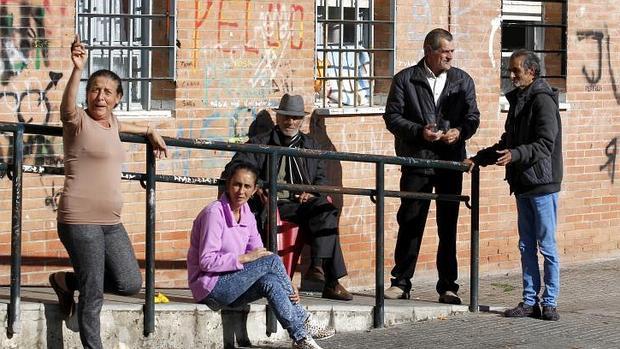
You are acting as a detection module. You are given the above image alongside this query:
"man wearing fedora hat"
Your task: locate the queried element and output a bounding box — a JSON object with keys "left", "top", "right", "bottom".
{"left": 224, "top": 93, "right": 353, "bottom": 301}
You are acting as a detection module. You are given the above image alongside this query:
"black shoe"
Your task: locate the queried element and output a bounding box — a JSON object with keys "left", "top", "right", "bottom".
{"left": 503, "top": 302, "right": 541, "bottom": 318}
{"left": 438, "top": 290, "right": 462, "bottom": 305}
{"left": 49, "top": 272, "right": 75, "bottom": 319}
{"left": 542, "top": 306, "right": 560, "bottom": 321}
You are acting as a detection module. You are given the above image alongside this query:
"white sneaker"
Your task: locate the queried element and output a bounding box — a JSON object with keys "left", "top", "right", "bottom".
{"left": 292, "top": 337, "right": 323, "bottom": 349}
{"left": 304, "top": 315, "right": 335, "bottom": 340}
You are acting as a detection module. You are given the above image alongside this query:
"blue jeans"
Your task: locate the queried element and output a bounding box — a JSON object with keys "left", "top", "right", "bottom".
{"left": 516, "top": 192, "right": 560, "bottom": 307}
{"left": 204, "top": 254, "right": 308, "bottom": 342}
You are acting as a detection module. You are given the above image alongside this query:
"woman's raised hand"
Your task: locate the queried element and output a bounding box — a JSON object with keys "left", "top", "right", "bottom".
{"left": 71, "top": 34, "right": 88, "bottom": 70}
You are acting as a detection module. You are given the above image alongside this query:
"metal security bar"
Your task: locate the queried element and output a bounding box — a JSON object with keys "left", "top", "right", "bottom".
{"left": 501, "top": 0, "right": 567, "bottom": 93}
{"left": 315, "top": 0, "right": 395, "bottom": 108}
{"left": 0, "top": 121, "right": 480, "bottom": 336}
{"left": 76, "top": 0, "right": 177, "bottom": 111}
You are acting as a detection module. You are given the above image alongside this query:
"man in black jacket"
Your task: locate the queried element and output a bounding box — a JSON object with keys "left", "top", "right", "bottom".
{"left": 383, "top": 28, "right": 480, "bottom": 303}
{"left": 466, "top": 50, "right": 562, "bottom": 321}
{"left": 225, "top": 94, "right": 352, "bottom": 301}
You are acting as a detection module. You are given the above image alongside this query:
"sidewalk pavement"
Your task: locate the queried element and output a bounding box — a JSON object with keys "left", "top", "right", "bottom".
{"left": 1, "top": 257, "right": 619, "bottom": 348}
{"left": 318, "top": 257, "right": 620, "bottom": 349}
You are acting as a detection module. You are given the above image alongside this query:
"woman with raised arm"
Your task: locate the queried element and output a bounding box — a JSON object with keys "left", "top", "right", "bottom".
{"left": 48, "top": 34, "right": 168, "bottom": 349}
{"left": 187, "top": 162, "right": 335, "bottom": 349}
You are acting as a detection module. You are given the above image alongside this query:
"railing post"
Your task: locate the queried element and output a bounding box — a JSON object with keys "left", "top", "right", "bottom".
{"left": 374, "top": 161, "right": 385, "bottom": 328}
{"left": 8, "top": 124, "right": 24, "bottom": 336}
{"left": 469, "top": 166, "right": 480, "bottom": 312}
{"left": 144, "top": 143, "right": 156, "bottom": 336}
{"left": 265, "top": 151, "right": 278, "bottom": 335}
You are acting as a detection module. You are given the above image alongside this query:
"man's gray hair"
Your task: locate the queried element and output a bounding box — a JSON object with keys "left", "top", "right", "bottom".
{"left": 511, "top": 49, "right": 541, "bottom": 78}
{"left": 423, "top": 28, "right": 453, "bottom": 51}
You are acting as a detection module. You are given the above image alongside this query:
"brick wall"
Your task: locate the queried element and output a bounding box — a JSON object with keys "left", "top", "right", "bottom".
{"left": 0, "top": 0, "right": 618, "bottom": 291}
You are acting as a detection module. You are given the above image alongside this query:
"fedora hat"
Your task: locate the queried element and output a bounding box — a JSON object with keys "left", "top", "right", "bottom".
{"left": 274, "top": 94, "right": 309, "bottom": 117}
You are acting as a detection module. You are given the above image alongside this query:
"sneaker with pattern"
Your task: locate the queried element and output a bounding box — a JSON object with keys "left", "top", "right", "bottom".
{"left": 292, "top": 336, "right": 322, "bottom": 349}
{"left": 304, "top": 315, "right": 335, "bottom": 340}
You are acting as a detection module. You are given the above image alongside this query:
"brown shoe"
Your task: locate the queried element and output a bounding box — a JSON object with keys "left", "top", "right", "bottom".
{"left": 49, "top": 272, "right": 75, "bottom": 319}
{"left": 304, "top": 266, "right": 326, "bottom": 283}
{"left": 322, "top": 282, "right": 353, "bottom": 301}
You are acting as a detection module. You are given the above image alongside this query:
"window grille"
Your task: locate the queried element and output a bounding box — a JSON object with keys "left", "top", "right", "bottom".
{"left": 315, "top": 0, "right": 394, "bottom": 108}
{"left": 76, "top": 0, "right": 176, "bottom": 111}
{"left": 501, "top": 0, "right": 567, "bottom": 94}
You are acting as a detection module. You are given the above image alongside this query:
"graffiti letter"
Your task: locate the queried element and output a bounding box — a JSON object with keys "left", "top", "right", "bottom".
{"left": 577, "top": 30, "right": 604, "bottom": 84}
{"left": 218, "top": 0, "right": 239, "bottom": 52}
{"left": 193, "top": 0, "right": 214, "bottom": 68}
{"left": 244, "top": 0, "right": 258, "bottom": 54}
{"left": 266, "top": 3, "right": 281, "bottom": 48}
{"left": 599, "top": 137, "right": 617, "bottom": 184}
{"left": 290, "top": 5, "right": 303, "bottom": 49}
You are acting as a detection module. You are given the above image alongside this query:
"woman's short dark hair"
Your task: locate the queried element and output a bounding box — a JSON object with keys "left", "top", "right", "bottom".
{"left": 86, "top": 69, "right": 124, "bottom": 97}
{"left": 226, "top": 161, "right": 260, "bottom": 185}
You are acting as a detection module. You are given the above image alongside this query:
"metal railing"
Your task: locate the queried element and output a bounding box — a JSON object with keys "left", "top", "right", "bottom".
{"left": 0, "top": 121, "right": 479, "bottom": 337}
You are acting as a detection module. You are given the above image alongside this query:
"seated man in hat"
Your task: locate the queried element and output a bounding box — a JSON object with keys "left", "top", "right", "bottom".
{"left": 224, "top": 93, "right": 353, "bottom": 301}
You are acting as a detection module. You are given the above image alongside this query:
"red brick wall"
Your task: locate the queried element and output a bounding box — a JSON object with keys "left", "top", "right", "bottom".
{"left": 0, "top": 0, "right": 618, "bottom": 291}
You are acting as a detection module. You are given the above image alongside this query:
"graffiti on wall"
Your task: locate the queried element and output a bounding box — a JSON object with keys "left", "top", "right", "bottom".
{"left": 600, "top": 137, "right": 617, "bottom": 184}
{"left": 192, "top": 0, "right": 303, "bottom": 109}
{"left": 0, "top": 1, "right": 63, "bottom": 167}
{"left": 577, "top": 28, "right": 620, "bottom": 103}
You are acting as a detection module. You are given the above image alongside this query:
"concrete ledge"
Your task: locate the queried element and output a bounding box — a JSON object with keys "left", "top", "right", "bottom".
{"left": 0, "top": 298, "right": 469, "bottom": 348}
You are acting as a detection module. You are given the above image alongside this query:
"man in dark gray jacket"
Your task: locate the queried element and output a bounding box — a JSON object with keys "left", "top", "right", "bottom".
{"left": 466, "top": 49, "right": 563, "bottom": 321}
{"left": 225, "top": 94, "right": 352, "bottom": 301}
{"left": 383, "top": 28, "right": 480, "bottom": 303}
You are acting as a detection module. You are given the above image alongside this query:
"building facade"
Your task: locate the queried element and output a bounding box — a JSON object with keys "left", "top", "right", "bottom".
{"left": 0, "top": 0, "right": 618, "bottom": 289}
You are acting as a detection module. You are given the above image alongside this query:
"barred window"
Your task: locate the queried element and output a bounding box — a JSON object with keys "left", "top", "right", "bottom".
{"left": 501, "top": 0, "right": 567, "bottom": 95}
{"left": 76, "top": 0, "right": 176, "bottom": 112}
{"left": 315, "top": 0, "right": 394, "bottom": 109}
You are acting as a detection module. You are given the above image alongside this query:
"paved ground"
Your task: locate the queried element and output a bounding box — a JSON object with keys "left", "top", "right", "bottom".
{"left": 318, "top": 258, "right": 620, "bottom": 349}
{"left": 2, "top": 258, "right": 619, "bottom": 348}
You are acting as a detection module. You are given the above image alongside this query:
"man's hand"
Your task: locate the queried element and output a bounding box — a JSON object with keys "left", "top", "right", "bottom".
{"left": 440, "top": 128, "right": 461, "bottom": 144}
{"left": 289, "top": 284, "right": 300, "bottom": 304}
{"left": 422, "top": 124, "right": 444, "bottom": 142}
{"left": 463, "top": 158, "right": 475, "bottom": 173}
{"left": 495, "top": 149, "right": 512, "bottom": 166}
{"left": 238, "top": 247, "right": 272, "bottom": 264}
{"left": 295, "top": 192, "right": 315, "bottom": 203}
{"left": 256, "top": 188, "right": 269, "bottom": 205}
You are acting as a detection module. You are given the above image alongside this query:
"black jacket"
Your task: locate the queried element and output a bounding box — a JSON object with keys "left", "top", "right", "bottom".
{"left": 472, "top": 78, "right": 563, "bottom": 195}
{"left": 225, "top": 129, "right": 329, "bottom": 193}
{"left": 383, "top": 59, "right": 480, "bottom": 174}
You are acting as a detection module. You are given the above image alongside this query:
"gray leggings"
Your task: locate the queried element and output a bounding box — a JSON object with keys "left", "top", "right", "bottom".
{"left": 58, "top": 223, "right": 142, "bottom": 349}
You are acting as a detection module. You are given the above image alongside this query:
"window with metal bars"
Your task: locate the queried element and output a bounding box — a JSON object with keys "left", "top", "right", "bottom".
{"left": 76, "top": 0, "right": 176, "bottom": 112}
{"left": 501, "top": 0, "right": 567, "bottom": 95}
{"left": 315, "top": 0, "right": 394, "bottom": 109}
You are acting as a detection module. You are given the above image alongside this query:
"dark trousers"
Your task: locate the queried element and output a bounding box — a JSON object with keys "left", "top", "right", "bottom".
{"left": 58, "top": 223, "right": 142, "bottom": 349}
{"left": 390, "top": 169, "right": 463, "bottom": 294}
{"left": 277, "top": 196, "right": 348, "bottom": 281}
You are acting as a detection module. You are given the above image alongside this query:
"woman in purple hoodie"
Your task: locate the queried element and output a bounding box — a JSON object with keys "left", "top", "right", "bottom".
{"left": 187, "top": 161, "right": 334, "bottom": 349}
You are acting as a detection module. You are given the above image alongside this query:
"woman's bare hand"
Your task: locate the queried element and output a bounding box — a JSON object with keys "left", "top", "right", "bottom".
{"left": 71, "top": 34, "right": 87, "bottom": 71}
{"left": 238, "top": 247, "right": 272, "bottom": 264}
